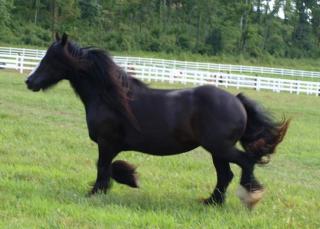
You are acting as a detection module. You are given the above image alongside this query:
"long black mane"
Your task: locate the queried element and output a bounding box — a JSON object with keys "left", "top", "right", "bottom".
{"left": 65, "top": 42, "right": 147, "bottom": 121}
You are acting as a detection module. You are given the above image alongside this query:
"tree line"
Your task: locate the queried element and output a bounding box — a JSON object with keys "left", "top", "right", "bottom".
{"left": 0, "top": 0, "right": 319, "bottom": 59}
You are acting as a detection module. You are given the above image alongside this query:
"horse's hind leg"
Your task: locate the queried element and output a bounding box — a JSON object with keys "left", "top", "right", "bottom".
{"left": 203, "top": 155, "right": 234, "bottom": 205}
{"left": 217, "top": 147, "right": 264, "bottom": 209}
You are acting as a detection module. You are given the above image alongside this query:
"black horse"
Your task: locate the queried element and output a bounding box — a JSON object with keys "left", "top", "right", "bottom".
{"left": 26, "top": 33, "right": 289, "bottom": 209}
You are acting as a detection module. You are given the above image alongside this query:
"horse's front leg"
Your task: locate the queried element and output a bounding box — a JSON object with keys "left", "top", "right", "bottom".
{"left": 90, "top": 139, "right": 118, "bottom": 195}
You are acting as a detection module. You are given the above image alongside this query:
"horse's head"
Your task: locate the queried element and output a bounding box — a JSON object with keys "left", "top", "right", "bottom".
{"left": 26, "top": 33, "right": 72, "bottom": 92}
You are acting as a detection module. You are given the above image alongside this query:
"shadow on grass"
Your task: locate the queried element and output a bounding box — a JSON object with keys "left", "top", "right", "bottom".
{"left": 24, "top": 175, "right": 238, "bottom": 215}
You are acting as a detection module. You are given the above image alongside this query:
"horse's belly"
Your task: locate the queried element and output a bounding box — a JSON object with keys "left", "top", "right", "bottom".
{"left": 131, "top": 143, "right": 198, "bottom": 156}
{"left": 123, "top": 133, "right": 198, "bottom": 155}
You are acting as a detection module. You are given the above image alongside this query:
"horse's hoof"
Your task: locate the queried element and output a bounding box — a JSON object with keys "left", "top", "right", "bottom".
{"left": 86, "top": 191, "right": 95, "bottom": 197}
{"left": 87, "top": 188, "right": 107, "bottom": 197}
{"left": 87, "top": 180, "right": 110, "bottom": 197}
{"left": 86, "top": 187, "right": 101, "bottom": 197}
{"left": 86, "top": 188, "right": 97, "bottom": 197}
{"left": 236, "top": 185, "right": 265, "bottom": 210}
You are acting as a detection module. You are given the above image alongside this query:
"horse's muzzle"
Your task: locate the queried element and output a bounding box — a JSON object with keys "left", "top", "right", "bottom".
{"left": 25, "top": 78, "right": 41, "bottom": 92}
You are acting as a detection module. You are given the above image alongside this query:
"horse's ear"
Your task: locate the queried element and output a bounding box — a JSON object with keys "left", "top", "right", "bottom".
{"left": 55, "top": 32, "right": 60, "bottom": 41}
{"left": 61, "top": 33, "right": 68, "bottom": 46}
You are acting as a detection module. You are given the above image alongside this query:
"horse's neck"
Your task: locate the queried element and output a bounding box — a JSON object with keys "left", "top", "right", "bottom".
{"left": 69, "top": 74, "right": 100, "bottom": 108}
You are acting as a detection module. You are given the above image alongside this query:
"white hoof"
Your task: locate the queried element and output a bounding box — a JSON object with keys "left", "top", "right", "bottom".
{"left": 236, "top": 185, "right": 265, "bottom": 209}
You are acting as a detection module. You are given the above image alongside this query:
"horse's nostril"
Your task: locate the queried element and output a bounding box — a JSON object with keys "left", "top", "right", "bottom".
{"left": 25, "top": 79, "right": 30, "bottom": 84}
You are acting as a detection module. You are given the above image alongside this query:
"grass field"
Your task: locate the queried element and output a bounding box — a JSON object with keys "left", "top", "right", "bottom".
{"left": 0, "top": 70, "right": 319, "bottom": 228}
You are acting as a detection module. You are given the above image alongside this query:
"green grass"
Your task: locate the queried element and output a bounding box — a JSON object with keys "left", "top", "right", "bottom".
{"left": 0, "top": 70, "right": 319, "bottom": 228}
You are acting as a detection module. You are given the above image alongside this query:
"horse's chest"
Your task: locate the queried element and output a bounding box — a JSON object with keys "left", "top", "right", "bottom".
{"left": 86, "top": 111, "right": 122, "bottom": 143}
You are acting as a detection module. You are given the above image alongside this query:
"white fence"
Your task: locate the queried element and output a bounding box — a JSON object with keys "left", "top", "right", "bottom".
{"left": 123, "top": 64, "right": 320, "bottom": 96}
{"left": 0, "top": 53, "right": 41, "bottom": 73}
{"left": 0, "top": 47, "right": 319, "bottom": 96}
{"left": 1, "top": 46, "right": 320, "bottom": 80}
{"left": 115, "top": 56, "right": 320, "bottom": 80}
{"left": 0, "top": 47, "right": 45, "bottom": 58}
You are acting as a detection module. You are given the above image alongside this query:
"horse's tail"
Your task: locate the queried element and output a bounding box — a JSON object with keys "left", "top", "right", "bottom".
{"left": 111, "top": 160, "right": 139, "bottom": 188}
{"left": 237, "top": 93, "right": 290, "bottom": 164}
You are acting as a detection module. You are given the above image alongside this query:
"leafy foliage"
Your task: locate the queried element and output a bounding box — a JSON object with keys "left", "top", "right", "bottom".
{"left": 0, "top": 0, "right": 319, "bottom": 59}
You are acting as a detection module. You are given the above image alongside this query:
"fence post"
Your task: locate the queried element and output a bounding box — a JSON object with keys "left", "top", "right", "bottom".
{"left": 225, "top": 74, "right": 228, "bottom": 88}
{"left": 182, "top": 70, "right": 186, "bottom": 85}
{"left": 19, "top": 55, "right": 24, "bottom": 73}
{"left": 124, "top": 61, "right": 128, "bottom": 72}
{"left": 148, "top": 67, "right": 152, "bottom": 82}
{"left": 169, "top": 69, "right": 173, "bottom": 84}
{"left": 256, "top": 78, "right": 260, "bottom": 91}
{"left": 15, "top": 55, "right": 19, "bottom": 70}
{"left": 20, "top": 49, "right": 26, "bottom": 73}
{"left": 215, "top": 74, "right": 219, "bottom": 86}
{"left": 142, "top": 63, "right": 146, "bottom": 81}
{"left": 237, "top": 75, "right": 240, "bottom": 89}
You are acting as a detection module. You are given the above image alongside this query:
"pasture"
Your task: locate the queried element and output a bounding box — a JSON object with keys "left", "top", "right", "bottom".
{"left": 0, "top": 70, "right": 319, "bottom": 228}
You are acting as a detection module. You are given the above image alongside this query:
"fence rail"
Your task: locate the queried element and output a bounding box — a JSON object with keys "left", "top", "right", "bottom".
{"left": 0, "top": 47, "right": 45, "bottom": 58}
{"left": 115, "top": 56, "right": 320, "bottom": 80}
{"left": 0, "top": 53, "right": 41, "bottom": 73}
{"left": 0, "top": 47, "right": 319, "bottom": 96}
{"left": 1, "top": 46, "right": 320, "bottom": 79}
{"left": 123, "top": 64, "right": 320, "bottom": 96}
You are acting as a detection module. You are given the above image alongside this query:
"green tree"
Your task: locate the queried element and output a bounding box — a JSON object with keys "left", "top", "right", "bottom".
{"left": 0, "top": 0, "right": 319, "bottom": 59}
{"left": 0, "top": 0, "right": 13, "bottom": 27}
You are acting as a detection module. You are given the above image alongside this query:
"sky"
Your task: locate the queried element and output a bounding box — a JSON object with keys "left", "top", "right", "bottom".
{"left": 269, "top": 0, "right": 285, "bottom": 19}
